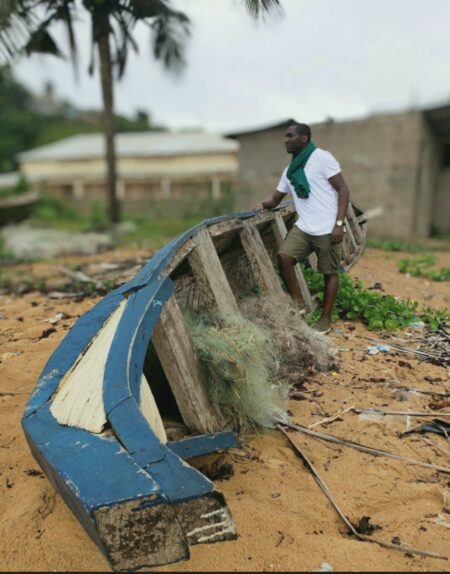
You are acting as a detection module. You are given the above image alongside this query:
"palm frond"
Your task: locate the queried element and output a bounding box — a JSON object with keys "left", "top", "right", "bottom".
{"left": 150, "top": 9, "right": 190, "bottom": 71}
{"left": 24, "top": 27, "right": 64, "bottom": 57}
{"left": 241, "top": 0, "right": 283, "bottom": 19}
{"left": 128, "top": 0, "right": 172, "bottom": 20}
{"left": 0, "top": 0, "right": 75, "bottom": 65}
{"left": 110, "top": 7, "right": 139, "bottom": 78}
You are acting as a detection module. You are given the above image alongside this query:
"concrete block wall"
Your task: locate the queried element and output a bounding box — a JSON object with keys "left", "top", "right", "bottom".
{"left": 434, "top": 169, "right": 450, "bottom": 234}
{"left": 233, "top": 111, "right": 438, "bottom": 240}
{"left": 312, "top": 111, "right": 428, "bottom": 239}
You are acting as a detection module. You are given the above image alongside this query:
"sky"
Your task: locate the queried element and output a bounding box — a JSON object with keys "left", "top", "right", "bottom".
{"left": 12, "top": 0, "right": 450, "bottom": 133}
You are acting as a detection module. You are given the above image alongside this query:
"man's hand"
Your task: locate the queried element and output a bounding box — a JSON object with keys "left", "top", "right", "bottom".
{"left": 254, "top": 202, "right": 265, "bottom": 211}
{"left": 331, "top": 224, "right": 346, "bottom": 244}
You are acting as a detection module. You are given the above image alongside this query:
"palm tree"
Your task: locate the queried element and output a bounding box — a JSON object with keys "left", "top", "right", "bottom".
{"left": 0, "top": 0, "right": 282, "bottom": 224}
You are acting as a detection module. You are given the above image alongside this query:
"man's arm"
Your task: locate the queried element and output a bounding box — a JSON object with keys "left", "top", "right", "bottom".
{"left": 328, "top": 172, "right": 350, "bottom": 245}
{"left": 254, "top": 190, "right": 286, "bottom": 211}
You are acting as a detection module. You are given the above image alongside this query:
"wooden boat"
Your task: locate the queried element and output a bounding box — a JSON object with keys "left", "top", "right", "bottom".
{"left": 0, "top": 190, "right": 40, "bottom": 225}
{"left": 22, "top": 200, "right": 366, "bottom": 571}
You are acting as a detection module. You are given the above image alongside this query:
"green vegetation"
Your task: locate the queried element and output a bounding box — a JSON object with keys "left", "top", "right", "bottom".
{"left": 25, "top": 189, "right": 234, "bottom": 251}
{"left": 0, "top": 174, "right": 30, "bottom": 198}
{"left": 398, "top": 255, "right": 450, "bottom": 281}
{"left": 366, "top": 238, "right": 449, "bottom": 253}
{"left": 0, "top": 66, "right": 165, "bottom": 173}
{"left": 303, "top": 266, "right": 449, "bottom": 330}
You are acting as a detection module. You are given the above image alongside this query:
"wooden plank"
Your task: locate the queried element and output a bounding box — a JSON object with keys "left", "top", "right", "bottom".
{"left": 308, "top": 252, "right": 318, "bottom": 271}
{"left": 347, "top": 203, "right": 363, "bottom": 244}
{"left": 152, "top": 294, "right": 224, "bottom": 434}
{"left": 164, "top": 237, "right": 195, "bottom": 276}
{"left": 239, "top": 220, "right": 284, "bottom": 296}
{"left": 188, "top": 228, "right": 240, "bottom": 315}
{"left": 271, "top": 213, "right": 314, "bottom": 311}
{"left": 344, "top": 217, "right": 358, "bottom": 251}
{"left": 168, "top": 431, "right": 242, "bottom": 460}
{"left": 341, "top": 238, "right": 352, "bottom": 266}
{"left": 207, "top": 218, "right": 243, "bottom": 237}
{"left": 24, "top": 408, "right": 189, "bottom": 572}
{"left": 50, "top": 300, "right": 127, "bottom": 433}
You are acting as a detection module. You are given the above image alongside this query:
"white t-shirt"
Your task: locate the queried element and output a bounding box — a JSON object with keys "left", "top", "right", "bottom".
{"left": 277, "top": 148, "right": 341, "bottom": 236}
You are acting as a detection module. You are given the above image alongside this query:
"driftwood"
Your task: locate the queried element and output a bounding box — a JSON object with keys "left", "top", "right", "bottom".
{"left": 282, "top": 421, "right": 450, "bottom": 475}
{"left": 277, "top": 425, "right": 447, "bottom": 560}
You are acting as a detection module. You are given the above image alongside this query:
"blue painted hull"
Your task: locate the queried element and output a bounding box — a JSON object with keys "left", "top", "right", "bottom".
{"left": 22, "top": 203, "right": 366, "bottom": 570}
{"left": 22, "top": 210, "right": 265, "bottom": 570}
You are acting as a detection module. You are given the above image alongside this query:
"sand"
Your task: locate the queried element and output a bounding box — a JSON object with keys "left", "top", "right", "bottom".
{"left": 1, "top": 246, "right": 450, "bottom": 572}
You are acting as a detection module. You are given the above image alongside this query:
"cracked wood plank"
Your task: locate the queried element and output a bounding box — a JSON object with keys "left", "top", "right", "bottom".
{"left": 239, "top": 220, "right": 285, "bottom": 297}
{"left": 152, "top": 294, "right": 224, "bottom": 434}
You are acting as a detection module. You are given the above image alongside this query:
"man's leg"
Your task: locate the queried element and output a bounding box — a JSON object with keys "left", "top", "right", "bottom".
{"left": 311, "top": 235, "right": 342, "bottom": 332}
{"left": 277, "top": 253, "right": 303, "bottom": 304}
{"left": 277, "top": 226, "right": 311, "bottom": 305}
{"left": 321, "top": 273, "right": 339, "bottom": 323}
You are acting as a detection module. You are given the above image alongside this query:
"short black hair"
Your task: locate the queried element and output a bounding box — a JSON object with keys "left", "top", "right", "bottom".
{"left": 290, "top": 122, "right": 312, "bottom": 141}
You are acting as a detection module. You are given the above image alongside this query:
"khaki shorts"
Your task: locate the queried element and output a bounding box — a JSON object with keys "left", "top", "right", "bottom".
{"left": 278, "top": 225, "right": 342, "bottom": 275}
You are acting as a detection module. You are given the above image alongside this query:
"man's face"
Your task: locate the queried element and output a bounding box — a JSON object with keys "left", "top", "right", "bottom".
{"left": 284, "top": 126, "right": 307, "bottom": 155}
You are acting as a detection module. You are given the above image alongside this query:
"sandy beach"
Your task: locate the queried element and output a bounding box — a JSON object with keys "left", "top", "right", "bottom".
{"left": 1, "top": 245, "right": 450, "bottom": 572}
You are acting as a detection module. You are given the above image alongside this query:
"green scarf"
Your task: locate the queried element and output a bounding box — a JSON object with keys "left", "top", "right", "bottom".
{"left": 286, "top": 140, "right": 317, "bottom": 199}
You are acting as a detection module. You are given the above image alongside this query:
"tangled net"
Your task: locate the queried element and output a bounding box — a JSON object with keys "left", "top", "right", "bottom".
{"left": 239, "top": 295, "right": 339, "bottom": 385}
{"left": 186, "top": 295, "right": 338, "bottom": 430}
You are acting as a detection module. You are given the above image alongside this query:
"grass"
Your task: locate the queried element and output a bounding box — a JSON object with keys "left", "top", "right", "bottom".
{"left": 366, "top": 237, "right": 450, "bottom": 253}
{"left": 0, "top": 194, "right": 231, "bottom": 261}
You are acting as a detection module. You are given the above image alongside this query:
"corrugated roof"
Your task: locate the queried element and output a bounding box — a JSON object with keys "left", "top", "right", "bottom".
{"left": 18, "top": 131, "right": 239, "bottom": 162}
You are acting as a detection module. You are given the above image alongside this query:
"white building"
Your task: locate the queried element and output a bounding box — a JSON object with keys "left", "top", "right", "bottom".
{"left": 18, "top": 131, "right": 239, "bottom": 212}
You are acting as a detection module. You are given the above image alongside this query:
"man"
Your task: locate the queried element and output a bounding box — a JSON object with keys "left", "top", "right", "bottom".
{"left": 255, "top": 122, "right": 350, "bottom": 333}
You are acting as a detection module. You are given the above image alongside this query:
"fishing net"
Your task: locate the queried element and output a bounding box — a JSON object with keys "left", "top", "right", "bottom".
{"left": 185, "top": 311, "right": 289, "bottom": 430}
{"left": 239, "top": 294, "right": 339, "bottom": 385}
{"left": 186, "top": 294, "right": 338, "bottom": 430}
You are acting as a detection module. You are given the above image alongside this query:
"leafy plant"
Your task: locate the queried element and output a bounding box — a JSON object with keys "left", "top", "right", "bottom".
{"left": 398, "top": 255, "right": 450, "bottom": 281}
{"left": 302, "top": 266, "right": 449, "bottom": 331}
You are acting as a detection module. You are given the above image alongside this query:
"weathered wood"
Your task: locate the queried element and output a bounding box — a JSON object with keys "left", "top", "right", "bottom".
{"left": 341, "top": 239, "right": 352, "bottom": 265}
{"left": 188, "top": 228, "right": 239, "bottom": 315}
{"left": 346, "top": 203, "right": 363, "bottom": 244}
{"left": 50, "top": 300, "right": 126, "bottom": 433}
{"left": 308, "top": 252, "right": 318, "bottom": 271}
{"left": 344, "top": 218, "right": 358, "bottom": 251}
{"left": 165, "top": 238, "right": 195, "bottom": 276}
{"left": 168, "top": 431, "right": 241, "bottom": 460}
{"left": 207, "top": 218, "right": 243, "bottom": 237}
{"left": 152, "top": 294, "right": 224, "bottom": 434}
{"left": 239, "top": 220, "right": 284, "bottom": 296}
{"left": 271, "top": 213, "right": 314, "bottom": 311}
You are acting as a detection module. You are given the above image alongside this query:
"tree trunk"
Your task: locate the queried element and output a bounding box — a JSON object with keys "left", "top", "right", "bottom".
{"left": 97, "top": 16, "right": 120, "bottom": 224}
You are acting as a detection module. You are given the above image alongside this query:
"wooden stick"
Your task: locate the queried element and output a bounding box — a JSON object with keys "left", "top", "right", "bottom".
{"left": 364, "top": 336, "right": 442, "bottom": 359}
{"left": 277, "top": 425, "right": 447, "bottom": 560}
{"left": 418, "top": 435, "right": 450, "bottom": 461}
{"left": 282, "top": 421, "right": 450, "bottom": 474}
{"left": 362, "top": 379, "right": 450, "bottom": 398}
{"left": 308, "top": 405, "right": 355, "bottom": 429}
{"left": 353, "top": 407, "right": 450, "bottom": 418}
